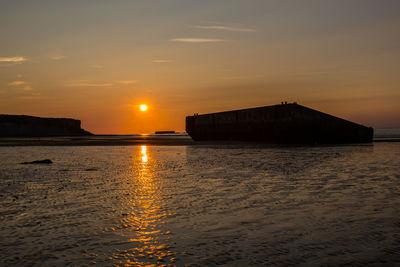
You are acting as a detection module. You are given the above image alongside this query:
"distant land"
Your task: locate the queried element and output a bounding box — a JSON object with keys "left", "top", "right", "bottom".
{"left": 155, "top": 131, "right": 176, "bottom": 134}
{"left": 0, "top": 114, "right": 92, "bottom": 137}
{"left": 0, "top": 111, "right": 398, "bottom": 146}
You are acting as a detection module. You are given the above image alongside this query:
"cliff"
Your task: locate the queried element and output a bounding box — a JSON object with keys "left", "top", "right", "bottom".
{"left": 0, "top": 115, "right": 93, "bottom": 137}
{"left": 186, "top": 103, "right": 373, "bottom": 144}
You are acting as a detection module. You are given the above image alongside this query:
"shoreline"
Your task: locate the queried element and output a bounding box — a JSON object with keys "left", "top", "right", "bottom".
{"left": 0, "top": 135, "right": 399, "bottom": 146}
{"left": 0, "top": 135, "right": 194, "bottom": 146}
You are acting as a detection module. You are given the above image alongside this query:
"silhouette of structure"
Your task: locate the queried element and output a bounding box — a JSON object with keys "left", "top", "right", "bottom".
{"left": 0, "top": 115, "right": 92, "bottom": 137}
{"left": 155, "top": 131, "right": 175, "bottom": 134}
{"left": 186, "top": 103, "right": 373, "bottom": 143}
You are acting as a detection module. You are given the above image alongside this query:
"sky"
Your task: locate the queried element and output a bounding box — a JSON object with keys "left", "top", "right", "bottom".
{"left": 1, "top": 0, "right": 399, "bottom": 134}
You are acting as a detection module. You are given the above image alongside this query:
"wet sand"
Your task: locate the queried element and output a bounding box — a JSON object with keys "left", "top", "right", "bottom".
{"left": 1, "top": 143, "right": 400, "bottom": 265}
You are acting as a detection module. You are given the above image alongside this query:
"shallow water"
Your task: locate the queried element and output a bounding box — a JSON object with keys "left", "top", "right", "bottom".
{"left": 0, "top": 143, "right": 400, "bottom": 266}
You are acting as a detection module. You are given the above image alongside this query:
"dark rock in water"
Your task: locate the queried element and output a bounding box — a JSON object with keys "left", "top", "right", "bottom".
{"left": 21, "top": 159, "right": 53, "bottom": 164}
{"left": 0, "top": 114, "right": 92, "bottom": 137}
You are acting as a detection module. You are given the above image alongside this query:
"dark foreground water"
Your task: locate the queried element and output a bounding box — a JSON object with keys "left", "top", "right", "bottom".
{"left": 1, "top": 143, "right": 400, "bottom": 266}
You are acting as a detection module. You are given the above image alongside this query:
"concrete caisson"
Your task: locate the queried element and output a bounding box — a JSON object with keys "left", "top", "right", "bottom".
{"left": 186, "top": 103, "right": 373, "bottom": 143}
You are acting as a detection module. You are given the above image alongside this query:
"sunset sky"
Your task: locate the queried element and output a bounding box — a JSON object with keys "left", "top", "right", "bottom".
{"left": 1, "top": 0, "right": 399, "bottom": 134}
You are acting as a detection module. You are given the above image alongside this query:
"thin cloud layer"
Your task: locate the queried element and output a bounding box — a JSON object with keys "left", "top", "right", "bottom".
{"left": 9, "top": 81, "right": 26, "bottom": 86}
{"left": 152, "top": 59, "right": 173, "bottom": 63}
{"left": 66, "top": 80, "right": 137, "bottom": 87}
{"left": 0, "top": 56, "right": 27, "bottom": 63}
{"left": 194, "top": 25, "right": 256, "bottom": 32}
{"left": 170, "top": 38, "right": 225, "bottom": 43}
{"left": 91, "top": 65, "right": 104, "bottom": 69}
{"left": 68, "top": 82, "right": 113, "bottom": 87}
{"left": 116, "top": 80, "right": 137, "bottom": 85}
{"left": 51, "top": 55, "right": 65, "bottom": 60}
{"left": 8, "top": 80, "right": 33, "bottom": 91}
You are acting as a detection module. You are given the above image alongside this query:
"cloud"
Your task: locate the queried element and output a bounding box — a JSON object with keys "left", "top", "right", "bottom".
{"left": 51, "top": 55, "right": 65, "bottom": 60}
{"left": 194, "top": 25, "right": 256, "bottom": 32}
{"left": 170, "top": 38, "right": 226, "bottom": 43}
{"left": 18, "top": 92, "right": 41, "bottom": 100}
{"left": 0, "top": 56, "right": 27, "bottom": 63}
{"left": 8, "top": 80, "right": 34, "bottom": 91}
{"left": 116, "top": 80, "right": 137, "bottom": 85}
{"left": 289, "top": 70, "right": 375, "bottom": 76}
{"left": 152, "top": 59, "right": 173, "bottom": 63}
{"left": 9, "top": 81, "right": 26, "bottom": 86}
{"left": 220, "top": 75, "right": 264, "bottom": 80}
{"left": 68, "top": 82, "right": 113, "bottom": 87}
{"left": 66, "top": 79, "right": 137, "bottom": 87}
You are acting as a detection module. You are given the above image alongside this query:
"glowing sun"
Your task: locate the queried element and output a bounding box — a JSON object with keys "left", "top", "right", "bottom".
{"left": 140, "top": 104, "right": 148, "bottom": 111}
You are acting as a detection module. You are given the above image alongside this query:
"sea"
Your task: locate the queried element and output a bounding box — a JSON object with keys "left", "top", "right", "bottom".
{"left": 0, "top": 130, "right": 400, "bottom": 266}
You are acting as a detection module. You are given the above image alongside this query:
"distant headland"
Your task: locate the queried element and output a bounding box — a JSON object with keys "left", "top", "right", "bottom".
{"left": 0, "top": 114, "right": 92, "bottom": 137}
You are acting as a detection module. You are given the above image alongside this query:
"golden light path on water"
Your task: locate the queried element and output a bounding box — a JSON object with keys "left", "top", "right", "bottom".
{"left": 111, "top": 145, "right": 175, "bottom": 266}
{"left": 141, "top": 146, "right": 148, "bottom": 163}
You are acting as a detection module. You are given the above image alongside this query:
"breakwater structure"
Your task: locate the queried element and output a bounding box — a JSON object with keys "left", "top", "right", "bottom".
{"left": 186, "top": 103, "right": 373, "bottom": 144}
{"left": 0, "top": 114, "right": 92, "bottom": 137}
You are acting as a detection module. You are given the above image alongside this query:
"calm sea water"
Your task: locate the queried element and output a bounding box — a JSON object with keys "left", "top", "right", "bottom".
{"left": 1, "top": 143, "right": 400, "bottom": 266}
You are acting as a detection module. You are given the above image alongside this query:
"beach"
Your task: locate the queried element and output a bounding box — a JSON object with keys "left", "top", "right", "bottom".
{"left": 1, "top": 142, "right": 400, "bottom": 265}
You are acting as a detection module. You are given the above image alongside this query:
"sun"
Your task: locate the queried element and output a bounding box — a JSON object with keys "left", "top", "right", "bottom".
{"left": 140, "top": 104, "right": 148, "bottom": 111}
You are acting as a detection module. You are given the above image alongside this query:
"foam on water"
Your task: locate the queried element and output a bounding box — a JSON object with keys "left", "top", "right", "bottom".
{"left": 0, "top": 143, "right": 399, "bottom": 265}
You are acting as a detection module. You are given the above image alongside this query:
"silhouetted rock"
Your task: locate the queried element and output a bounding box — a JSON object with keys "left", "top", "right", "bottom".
{"left": 0, "top": 114, "right": 92, "bottom": 137}
{"left": 21, "top": 159, "right": 53, "bottom": 164}
{"left": 186, "top": 103, "right": 373, "bottom": 144}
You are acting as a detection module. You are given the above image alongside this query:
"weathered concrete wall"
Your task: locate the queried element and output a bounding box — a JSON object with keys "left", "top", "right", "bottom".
{"left": 186, "top": 103, "right": 373, "bottom": 143}
{"left": 0, "top": 115, "right": 92, "bottom": 137}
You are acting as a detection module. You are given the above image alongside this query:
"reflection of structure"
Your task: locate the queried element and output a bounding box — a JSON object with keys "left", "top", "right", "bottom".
{"left": 186, "top": 103, "right": 374, "bottom": 143}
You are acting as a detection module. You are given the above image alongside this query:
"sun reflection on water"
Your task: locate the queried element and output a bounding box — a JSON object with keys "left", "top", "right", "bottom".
{"left": 109, "top": 145, "right": 175, "bottom": 266}
{"left": 141, "top": 145, "right": 148, "bottom": 163}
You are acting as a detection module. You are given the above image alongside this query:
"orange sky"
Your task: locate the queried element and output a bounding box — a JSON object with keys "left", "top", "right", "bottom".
{"left": 1, "top": 1, "right": 399, "bottom": 133}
